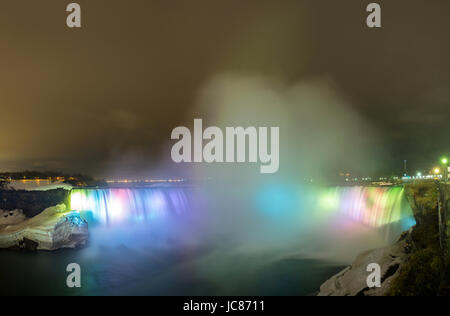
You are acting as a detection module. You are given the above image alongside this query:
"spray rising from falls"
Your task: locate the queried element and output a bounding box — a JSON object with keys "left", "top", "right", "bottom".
{"left": 69, "top": 185, "right": 415, "bottom": 258}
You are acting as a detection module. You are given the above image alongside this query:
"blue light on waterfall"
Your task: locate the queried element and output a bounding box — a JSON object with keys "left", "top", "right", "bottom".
{"left": 401, "top": 217, "right": 417, "bottom": 230}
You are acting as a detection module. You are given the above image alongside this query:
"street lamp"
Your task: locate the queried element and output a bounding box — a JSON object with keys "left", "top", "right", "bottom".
{"left": 441, "top": 157, "right": 448, "bottom": 183}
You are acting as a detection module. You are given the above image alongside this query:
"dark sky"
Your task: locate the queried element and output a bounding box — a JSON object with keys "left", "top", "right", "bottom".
{"left": 0, "top": 1, "right": 449, "bottom": 177}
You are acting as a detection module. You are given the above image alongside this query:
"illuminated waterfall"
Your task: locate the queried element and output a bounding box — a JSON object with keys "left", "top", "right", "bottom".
{"left": 256, "top": 184, "right": 415, "bottom": 233}
{"left": 68, "top": 185, "right": 415, "bottom": 268}
{"left": 70, "top": 188, "right": 190, "bottom": 225}
{"left": 70, "top": 185, "right": 415, "bottom": 237}
{"left": 317, "top": 186, "right": 415, "bottom": 228}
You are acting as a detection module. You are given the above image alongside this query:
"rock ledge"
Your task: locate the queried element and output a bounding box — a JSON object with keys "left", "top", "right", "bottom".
{"left": 0, "top": 204, "right": 88, "bottom": 251}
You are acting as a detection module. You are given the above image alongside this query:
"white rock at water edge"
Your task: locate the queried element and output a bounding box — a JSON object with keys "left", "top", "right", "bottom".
{"left": 0, "top": 204, "right": 88, "bottom": 251}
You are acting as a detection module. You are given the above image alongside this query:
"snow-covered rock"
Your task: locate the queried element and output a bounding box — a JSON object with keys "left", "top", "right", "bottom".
{"left": 0, "top": 204, "right": 88, "bottom": 251}
{"left": 0, "top": 209, "right": 26, "bottom": 226}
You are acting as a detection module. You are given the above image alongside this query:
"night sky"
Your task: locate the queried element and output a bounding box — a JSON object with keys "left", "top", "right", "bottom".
{"left": 0, "top": 1, "right": 449, "bottom": 178}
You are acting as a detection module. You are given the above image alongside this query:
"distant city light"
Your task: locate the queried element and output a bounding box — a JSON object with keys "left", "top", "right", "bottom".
{"left": 434, "top": 168, "right": 440, "bottom": 174}
{"left": 105, "top": 178, "right": 185, "bottom": 184}
{"left": 417, "top": 172, "right": 422, "bottom": 177}
{"left": 442, "top": 157, "right": 448, "bottom": 165}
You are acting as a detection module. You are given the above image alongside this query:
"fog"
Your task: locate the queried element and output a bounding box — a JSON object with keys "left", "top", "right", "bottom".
{"left": 85, "top": 75, "right": 412, "bottom": 267}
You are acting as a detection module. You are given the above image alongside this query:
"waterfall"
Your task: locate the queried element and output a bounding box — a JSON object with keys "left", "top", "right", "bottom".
{"left": 317, "top": 186, "right": 414, "bottom": 228}
{"left": 70, "top": 187, "right": 191, "bottom": 225}
{"left": 69, "top": 185, "right": 415, "bottom": 245}
{"left": 314, "top": 186, "right": 416, "bottom": 245}
{"left": 68, "top": 185, "right": 416, "bottom": 262}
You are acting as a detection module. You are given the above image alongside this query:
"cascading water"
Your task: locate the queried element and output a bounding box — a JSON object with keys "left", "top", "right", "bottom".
{"left": 315, "top": 186, "right": 416, "bottom": 243}
{"left": 317, "top": 186, "right": 415, "bottom": 226}
{"left": 69, "top": 185, "right": 415, "bottom": 246}
{"left": 70, "top": 187, "right": 191, "bottom": 225}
